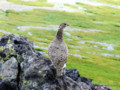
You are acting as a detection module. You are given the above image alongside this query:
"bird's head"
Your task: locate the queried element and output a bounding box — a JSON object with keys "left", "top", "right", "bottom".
{"left": 59, "top": 23, "right": 69, "bottom": 29}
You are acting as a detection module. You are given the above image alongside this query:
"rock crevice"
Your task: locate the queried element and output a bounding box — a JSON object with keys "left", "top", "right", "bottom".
{"left": 16, "top": 62, "right": 21, "bottom": 90}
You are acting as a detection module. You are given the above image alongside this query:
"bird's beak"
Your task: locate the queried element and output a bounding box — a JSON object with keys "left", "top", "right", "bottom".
{"left": 67, "top": 24, "right": 69, "bottom": 26}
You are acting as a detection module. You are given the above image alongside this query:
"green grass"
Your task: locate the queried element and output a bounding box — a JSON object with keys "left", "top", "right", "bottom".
{"left": 64, "top": 4, "right": 78, "bottom": 9}
{"left": 67, "top": 54, "right": 120, "bottom": 89}
{"left": 92, "top": 0, "right": 120, "bottom": 5}
{"left": 8, "top": 0, "right": 53, "bottom": 7}
{"left": 0, "top": 2, "right": 120, "bottom": 89}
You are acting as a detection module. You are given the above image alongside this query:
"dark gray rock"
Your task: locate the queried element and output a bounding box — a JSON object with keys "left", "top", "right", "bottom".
{"left": 92, "top": 84, "right": 112, "bottom": 90}
{"left": 65, "top": 69, "right": 93, "bottom": 90}
{"left": 0, "top": 34, "right": 112, "bottom": 90}
{"left": 0, "top": 80, "right": 17, "bottom": 90}
{"left": 65, "top": 68, "right": 80, "bottom": 81}
{"left": 0, "top": 57, "right": 18, "bottom": 80}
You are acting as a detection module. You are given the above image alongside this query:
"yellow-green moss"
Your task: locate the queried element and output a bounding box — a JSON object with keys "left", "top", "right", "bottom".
{"left": 0, "top": 38, "right": 15, "bottom": 61}
{"left": 17, "top": 54, "right": 20, "bottom": 62}
{"left": 0, "top": 76, "right": 4, "bottom": 80}
{"left": 1, "top": 60, "right": 4, "bottom": 63}
{"left": 23, "top": 79, "right": 32, "bottom": 86}
{"left": 39, "top": 70, "right": 42, "bottom": 73}
{"left": 0, "top": 46, "right": 5, "bottom": 51}
{"left": 23, "top": 79, "right": 38, "bottom": 87}
{"left": 42, "top": 74, "right": 45, "bottom": 78}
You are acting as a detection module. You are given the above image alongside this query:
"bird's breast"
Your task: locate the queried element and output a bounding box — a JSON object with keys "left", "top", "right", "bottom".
{"left": 48, "top": 40, "right": 68, "bottom": 61}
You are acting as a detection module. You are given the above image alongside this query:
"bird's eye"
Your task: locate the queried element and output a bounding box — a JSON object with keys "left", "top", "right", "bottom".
{"left": 64, "top": 23, "right": 66, "bottom": 25}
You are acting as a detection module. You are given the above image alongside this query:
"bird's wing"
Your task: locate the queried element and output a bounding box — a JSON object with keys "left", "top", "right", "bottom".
{"left": 48, "top": 43, "right": 57, "bottom": 61}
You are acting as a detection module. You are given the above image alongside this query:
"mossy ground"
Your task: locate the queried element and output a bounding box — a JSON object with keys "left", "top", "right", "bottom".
{"left": 0, "top": 0, "right": 120, "bottom": 89}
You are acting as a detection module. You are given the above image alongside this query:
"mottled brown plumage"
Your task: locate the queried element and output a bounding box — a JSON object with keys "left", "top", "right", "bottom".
{"left": 48, "top": 23, "right": 69, "bottom": 76}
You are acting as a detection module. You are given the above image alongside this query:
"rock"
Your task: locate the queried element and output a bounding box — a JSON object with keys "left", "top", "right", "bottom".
{"left": 92, "top": 84, "right": 112, "bottom": 90}
{"left": 65, "top": 68, "right": 80, "bottom": 81}
{"left": 65, "top": 69, "right": 93, "bottom": 89}
{"left": 0, "top": 80, "right": 17, "bottom": 90}
{"left": 57, "top": 76, "right": 81, "bottom": 90}
{"left": 0, "top": 57, "right": 18, "bottom": 81}
{"left": 0, "top": 34, "right": 112, "bottom": 90}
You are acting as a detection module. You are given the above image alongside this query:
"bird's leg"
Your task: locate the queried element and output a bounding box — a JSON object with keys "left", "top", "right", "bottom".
{"left": 57, "top": 61, "right": 66, "bottom": 76}
{"left": 57, "top": 69, "right": 63, "bottom": 76}
{"left": 62, "top": 64, "right": 66, "bottom": 76}
{"left": 53, "top": 60, "right": 63, "bottom": 76}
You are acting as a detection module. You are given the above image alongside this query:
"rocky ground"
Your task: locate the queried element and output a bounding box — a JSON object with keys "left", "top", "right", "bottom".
{"left": 0, "top": 34, "right": 112, "bottom": 90}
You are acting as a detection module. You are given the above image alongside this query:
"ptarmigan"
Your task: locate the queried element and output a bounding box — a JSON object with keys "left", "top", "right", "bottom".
{"left": 48, "top": 23, "right": 69, "bottom": 76}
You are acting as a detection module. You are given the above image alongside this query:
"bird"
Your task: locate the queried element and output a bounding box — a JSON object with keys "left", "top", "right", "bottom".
{"left": 48, "top": 23, "right": 69, "bottom": 76}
